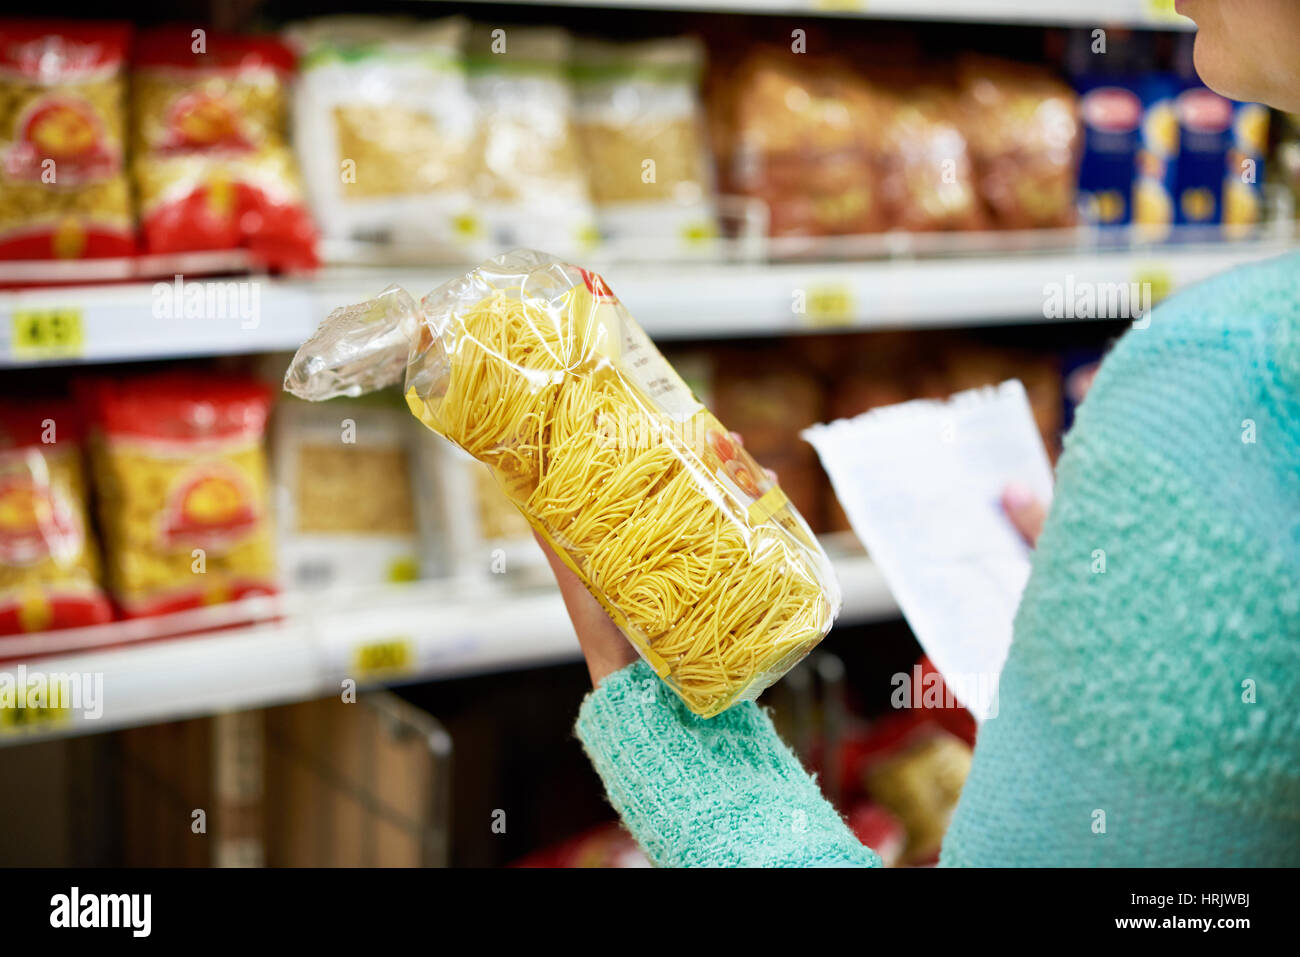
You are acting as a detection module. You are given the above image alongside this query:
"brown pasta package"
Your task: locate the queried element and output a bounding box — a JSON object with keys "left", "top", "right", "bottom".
{"left": 713, "top": 48, "right": 887, "bottom": 237}
{"left": 957, "top": 55, "right": 1081, "bottom": 229}
{"left": 875, "top": 75, "right": 985, "bottom": 232}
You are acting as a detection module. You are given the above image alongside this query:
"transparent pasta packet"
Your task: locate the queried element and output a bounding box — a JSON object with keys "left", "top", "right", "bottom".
{"left": 285, "top": 249, "right": 841, "bottom": 717}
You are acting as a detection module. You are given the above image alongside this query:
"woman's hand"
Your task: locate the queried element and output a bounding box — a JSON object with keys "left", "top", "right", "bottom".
{"left": 1001, "top": 482, "right": 1047, "bottom": 547}
{"left": 534, "top": 531, "right": 639, "bottom": 686}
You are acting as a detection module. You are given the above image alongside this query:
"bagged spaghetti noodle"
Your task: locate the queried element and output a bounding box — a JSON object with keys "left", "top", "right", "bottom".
{"left": 285, "top": 250, "right": 840, "bottom": 717}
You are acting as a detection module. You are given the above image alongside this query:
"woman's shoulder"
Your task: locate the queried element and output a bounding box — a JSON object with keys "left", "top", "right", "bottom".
{"left": 1004, "top": 251, "right": 1300, "bottom": 817}
{"left": 1093, "top": 251, "right": 1299, "bottom": 391}
{"left": 1068, "top": 251, "right": 1300, "bottom": 467}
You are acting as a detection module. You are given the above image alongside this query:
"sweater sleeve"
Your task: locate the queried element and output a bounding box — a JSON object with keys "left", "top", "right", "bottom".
{"left": 576, "top": 660, "right": 881, "bottom": 868}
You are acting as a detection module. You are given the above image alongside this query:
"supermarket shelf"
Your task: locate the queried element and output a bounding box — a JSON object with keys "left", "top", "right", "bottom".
{"left": 447, "top": 0, "right": 1193, "bottom": 29}
{"left": 3, "top": 236, "right": 1295, "bottom": 365}
{"left": 0, "top": 551, "right": 895, "bottom": 745}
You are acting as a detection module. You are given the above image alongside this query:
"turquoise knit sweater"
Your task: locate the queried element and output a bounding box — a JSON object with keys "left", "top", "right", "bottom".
{"left": 576, "top": 252, "right": 1300, "bottom": 867}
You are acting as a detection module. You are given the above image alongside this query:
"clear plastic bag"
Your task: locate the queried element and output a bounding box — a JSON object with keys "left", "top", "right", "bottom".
{"left": 285, "top": 250, "right": 840, "bottom": 716}
{"left": 286, "top": 16, "right": 477, "bottom": 250}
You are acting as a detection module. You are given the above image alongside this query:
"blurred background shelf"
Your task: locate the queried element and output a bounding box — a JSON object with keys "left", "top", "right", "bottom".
{"left": 4, "top": 235, "right": 1294, "bottom": 365}
{"left": 0, "top": 548, "right": 893, "bottom": 746}
{"left": 448, "top": 0, "right": 1193, "bottom": 30}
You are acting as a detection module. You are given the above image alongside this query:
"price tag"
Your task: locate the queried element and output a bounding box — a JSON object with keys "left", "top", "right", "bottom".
{"left": 11, "top": 307, "right": 85, "bottom": 360}
{"left": 802, "top": 283, "right": 856, "bottom": 328}
{"left": 0, "top": 703, "right": 71, "bottom": 737}
{"left": 812, "top": 0, "right": 868, "bottom": 11}
{"left": 352, "top": 638, "right": 415, "bottom": 679}
{"left": 1133, "top": 265, "right": 1174, "bottom": 305}
{"left": 1144, "top": 0, "right": 1186, "bottom": 23}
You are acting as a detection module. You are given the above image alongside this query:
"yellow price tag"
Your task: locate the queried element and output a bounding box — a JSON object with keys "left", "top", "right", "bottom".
{"left": 1133, "top": 266, "right": 1174, "bottom": 306}
{"left": 353, "top": 638, "right": 415, "bottom": 679}
{"left": 803, "top": 283, "right": 855, "bottom": 328}
{"left": 0, "top": 703, "right": 71, "bottom": 737}
{"left": 812, "top": 0, "right": 868, "bottom": 11}
{"left": 1144, "top": 0, "right": 1186, "bottom": 22}
{"left": 11, "top": 307, "right": 84, "bottom": 360}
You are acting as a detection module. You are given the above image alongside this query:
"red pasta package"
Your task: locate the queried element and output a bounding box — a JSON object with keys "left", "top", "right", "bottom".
{"left": 0, "top": 401, "right": 112, "bottom": 635}
{"left": 0, "top": 20, "right": 135, "bottom": 260}
{"left": 131, "top": 28, "right": 317, "bottom": 269}
{"left": 84, "top": 374, "right": 278, "bottom": 618}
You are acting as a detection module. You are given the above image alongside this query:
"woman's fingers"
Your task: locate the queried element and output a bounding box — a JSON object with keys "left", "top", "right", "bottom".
{"left": 1001, "top": 482, "right": 1047, "bottom": 547}
{"left": 533, "top": 531, "right": 638, "bottom": 685}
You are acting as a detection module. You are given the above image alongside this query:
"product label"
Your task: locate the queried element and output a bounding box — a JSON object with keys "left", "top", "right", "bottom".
{"left": 803, "top": 282, "right": 855, "bottom": 328}
{"left": 352, "top": 638, "right": 415, "bottom": 678}
{"left": 4, "top": 96, "right": 119, "bottom": 185}
{"left": 11, "top": 308, "right": 85, "bottom": 360}
{"left": 0, "top": 471, "right": 81, "bottom": 566}
{"left": 158, "top": 462, "right": 260, "bottom": 552}
{"left": 159, "top": 90, "right": 254, "bottom": 154}
{"left": 0, "top": 701, "right": 71, "bottom": 737}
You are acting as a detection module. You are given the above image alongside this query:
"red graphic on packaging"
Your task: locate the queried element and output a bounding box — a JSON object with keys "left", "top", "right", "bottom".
{"left": 1081, "top": 87, "right": 1142, "bottom": 134}
{"left": 5, "top": 97, "right": 118, "bottom": 183}
{"left": 577, "top": 267, "right": 616, "bottom": 301}
{"left": 0, "top": 474, "right": 80, "bottom": 566}
{"left": 159, "top": 465, "right": 259, "bottom": 551}
{"left": 160, "top": 91, "right": 253, "bottom": 153}
{"left": 704, "top": 426, "right": 772, "bottom": 501}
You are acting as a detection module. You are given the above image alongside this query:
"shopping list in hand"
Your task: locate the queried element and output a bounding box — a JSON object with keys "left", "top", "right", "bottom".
{"left": 802, "top": 379, "right": 1054, "bottom": 721}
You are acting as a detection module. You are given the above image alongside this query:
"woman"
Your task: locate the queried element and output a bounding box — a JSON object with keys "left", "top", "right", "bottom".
{"left": 541, "top": 0, "right": 1300, "bottom": 866}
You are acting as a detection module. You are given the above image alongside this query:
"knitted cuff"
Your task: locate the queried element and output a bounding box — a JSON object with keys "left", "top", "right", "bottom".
{"left": 576, "top": 660, "right": 881, "bottom": 868}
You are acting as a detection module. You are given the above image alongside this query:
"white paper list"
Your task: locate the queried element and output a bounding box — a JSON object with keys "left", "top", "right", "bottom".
{"left": 803, "top": 380, "right": 1054, "bottom": 721}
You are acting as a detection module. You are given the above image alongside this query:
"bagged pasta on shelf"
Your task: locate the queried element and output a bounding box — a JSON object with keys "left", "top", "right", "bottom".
{"left": 713, "top": 49, "right": 887, "bottom": 237}
{"left": 83, "top": 373, "right": 277, "bottom": 617}
{"left": 877, "top": 79, "right": 985, "bottom": 232}
{"left": 131, "top": 28, "right": 317, "bottom": 269}
{"left": 286, "top": 16, "right": 479, "bottom": 253}
{"left": 273, "top": 395, "right": 433, "bottom": 590}
{"left": 465, "top": 25, "right": 596, "bottom": 254}
{"left": 0, "top": 401, "right": 112, "bottom": 635}
{"left": 429, "top": 439, "right": 551, "bottom": 585}
{"left": 285, "top": 249, "right": 841, "bottom": 717}
{"left": 572, "top": 37, "right": 717, "bottom": 255}
{"left": 0, "top": 20, "right": 134, "bottom": 260}
{"left": 957, "top": 56, "right": 1080, "bottom": 229}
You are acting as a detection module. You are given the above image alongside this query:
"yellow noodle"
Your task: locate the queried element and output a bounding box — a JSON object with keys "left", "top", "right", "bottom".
{"left": 412, "top": 288, "right": 831, "bottom": 716}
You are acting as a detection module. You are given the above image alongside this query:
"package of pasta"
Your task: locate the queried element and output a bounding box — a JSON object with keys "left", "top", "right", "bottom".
{"left": 286, "top": 16, "right": 478, "bottom": 252}
{"left": 957, "top": 56, "right": 1080, "bottom": 230}
{"left": 0, "top": 20, "right": 134, "bottom": 260}
{"left": 131, "top": 28, "right": 317, "bottom": 269}
{"left": 430, "top": 439, "right": 551, "bottom": 586}
{"left": 572, "top": 37, "right": 717, "bottom": 254}
{"left": 465, "top": 25, "right": 596, "bottom": 254}
{"left": 0, "top": 402, "right": 112, "bottom": 635}
{"left": 272, "top": 394, "right": 427, "bottom": 590}
{"left": 84, "top": 374, "right": 277, "bottom": 618}
{"left": 285, "top": 249, "right": 840, "bottom": 716}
